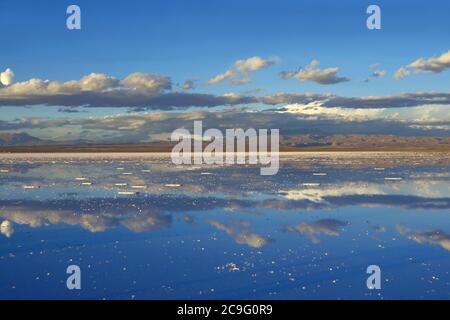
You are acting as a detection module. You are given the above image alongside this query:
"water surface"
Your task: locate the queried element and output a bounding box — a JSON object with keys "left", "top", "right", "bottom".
{"left": 1, "top": 152, "right": 449, "bottom": 299}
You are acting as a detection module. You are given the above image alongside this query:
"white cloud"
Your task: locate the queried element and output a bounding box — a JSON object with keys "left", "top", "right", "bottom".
{"left": 78, "top": 73, "right": 120, "bottom": 91}
{"left": 409, "top": 124, "right": 450, "bottom": 131}
{"left": 394, "top": 67, "right": 411, "bottom": 80}
{"left": 0, "top": 72, "right": 170, "bottom": 96}
{"left": 281, "top": 102, "right": 383, "bottom": 121}
{"left": 409, "top": 50, "right": 450, "bottom": 73}
{"left": 207, "top": 69, "right": 234, "bottom": 85}
{"left": 280, "top": 60, "right": 349, "bottom": 85}
{"left": 234, "top": 56, "right": 273, "bottom": 72}
{"left": 207, "top": 56, "right": 275, "bottom": 85}
{"left": 121, "top": 72, "right": 171, "bottom": 92}
{"left": 0, "top": 68, "right": 14, "bottom": 86}
{"left": 395, "top": 49, "right": 450, "bottom": 79}
{"left": 181, "top": 79, "right": 195, "bottom": 90}
{"left": 1, "top": 70, "right": 450, "bottom": 111}
{"left": 372, "top": 70, "right": 386, "bottom": 78}
{"left": 366, "top": 70, "right": 386, "bottom": 82}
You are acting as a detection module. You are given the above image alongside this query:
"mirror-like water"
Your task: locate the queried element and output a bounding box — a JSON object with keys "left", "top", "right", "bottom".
{"left": 1, "top": 152, "right": 449, "bottom": 299}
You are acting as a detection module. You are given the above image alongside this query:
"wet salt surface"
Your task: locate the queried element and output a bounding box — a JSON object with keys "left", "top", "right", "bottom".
{"left": 0, "top": 152, "right": 449, "bottom": 299}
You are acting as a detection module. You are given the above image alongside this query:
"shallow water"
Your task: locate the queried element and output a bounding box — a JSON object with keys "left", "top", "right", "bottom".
{"left": 0, "top": 152, "right": 449, "bottom": 299}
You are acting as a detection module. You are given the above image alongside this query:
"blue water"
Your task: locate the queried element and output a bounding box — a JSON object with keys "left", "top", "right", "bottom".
{"left": 0, "top": 153, "right": 449, "bottom": 299}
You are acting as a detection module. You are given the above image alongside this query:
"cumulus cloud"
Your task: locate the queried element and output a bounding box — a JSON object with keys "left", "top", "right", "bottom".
{"left": 281, "top": 102, "right": 384, "bottom": 121}
{"left": 394, "top": 67, "right": 411, "bottom": 80}
{"left": 271, "top": 92, "right": 450, "bottom": 126}
{"left": 280, "top": 60, "right": 349, "bottom": 85}
{"left": 257, "top": 92, "right": 332, "bottom": 105}
{"left": 409, "top": 124, "right": 450, "bottom": 131}
{"left": 0, "top": 71, "right": 257, "bottom": 108}
{"left": 1, "top": 69, "right": 450, "bottom": 112}
{"left": 121, "top": 72, "right": 171, "bottom": 92}
{"left": 320, "top": 92, "right": 450, "bottom": 109}
{"left": 207, "top": 56, "right": 275, "bottom": 85}
{"left": 58, "top": 107, "right": 85, "bottom": 113}
{"left": 208, "top": 70, "right": 234, "bottom": 85}
{"left": 80, "top": 73, "right": 120, "bottom": 91}
{"left": 181, "top": 79, "right": 195, "bottom": 90}
{"left": 234, "top": 56, "right": 274, "bottom": 73}
{"left": 0, "top": 73, "right": 123, "bottom": 96}
{"left": 372, "top": 70, "right": 386, "bottom": 78}
{"left": 365, "top": 67, "right": 386, "bottom": 82}
{"left": 407, "top": 50, "right": 450, "bottom": 73}
{"left": 0, "top": 71, "right": 171, "bottom": 106}
{"left": 395, "top": 49, "right": 450, "bottom": 79}
{"left": 0, "top": 68, "right": 14, "bottom": 86}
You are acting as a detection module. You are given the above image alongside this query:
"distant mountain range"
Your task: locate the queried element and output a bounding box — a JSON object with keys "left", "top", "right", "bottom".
{"left": 0, "top": 133, "right": 89, "bottom": 147}
{"left": 280, "top": 134, "right": 450, "bottom": 150}
{"left": 0, "top": 132, "right": 50, "bottom": 146}
{"left": 1, "top": 132, "right": 450, "bottom": 151}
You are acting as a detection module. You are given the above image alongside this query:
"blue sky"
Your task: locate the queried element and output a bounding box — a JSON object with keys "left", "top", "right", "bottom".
{"left": 1, "top": 0, "right": 450, "bottom": 142}
{"left": 1, "top": 0, "right": 449, "bottom": 94}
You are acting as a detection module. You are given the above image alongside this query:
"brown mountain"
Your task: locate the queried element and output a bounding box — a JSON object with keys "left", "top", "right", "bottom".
{"left": 0, "top": 132, "right": 49, "bottom": 146}
{"left": 1, "top": 134, "right": 450, "bottom": 152}
{"left": 281, "top": 134, "right": 450, "bottom": 150}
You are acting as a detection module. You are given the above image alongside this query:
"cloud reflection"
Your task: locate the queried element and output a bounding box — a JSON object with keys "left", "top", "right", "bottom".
{"left": 282, "top": 218, "right": 349, "bottom": 243}
{"left": 0, "top": 220, "right": 14, "bottom": 237}
{"left": 0, "top": 200, "right": 171, "bottom": 234}
{"left": 208, "top": 220, "right": 270, "bottom": 248}
{"left": 397, "top": 224, "right": 450, "bottom": 252}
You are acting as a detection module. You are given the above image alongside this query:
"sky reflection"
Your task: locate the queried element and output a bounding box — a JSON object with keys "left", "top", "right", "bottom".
{"left": 0, "top": 153, "right": 449, "bottom": 299}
